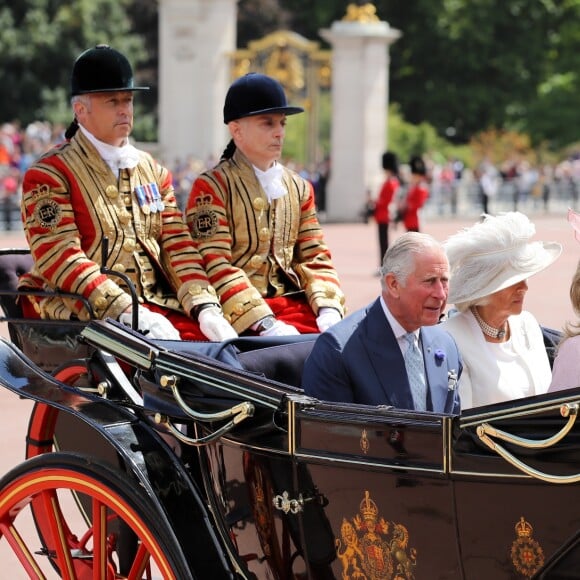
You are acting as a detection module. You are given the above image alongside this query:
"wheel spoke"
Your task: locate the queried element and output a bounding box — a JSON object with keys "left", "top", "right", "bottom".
{"left": 0, "top": 521, "right": 47, "bottom": 578}
{"left": 0, "top": 455, "right": 183, "bottom": 577}
{"left": 41, "top": 489, "right": 75, "bottom": 579}
{"left": 92, "top": 497, "right": 108, "bottom": 579}
{"left": 126, "top": 542, "right": 152, "bottom": 579}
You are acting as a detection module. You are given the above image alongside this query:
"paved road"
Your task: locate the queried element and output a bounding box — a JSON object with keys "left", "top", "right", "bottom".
{"left": 0, "top": 209, "right": 576, "bottom": 575}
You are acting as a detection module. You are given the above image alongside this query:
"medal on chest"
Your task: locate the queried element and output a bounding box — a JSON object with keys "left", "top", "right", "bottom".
{"left": 135, "top": 183, "right": 165, "bottom": 215}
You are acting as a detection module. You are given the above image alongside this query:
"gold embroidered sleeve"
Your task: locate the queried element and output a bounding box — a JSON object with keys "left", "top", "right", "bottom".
{"left": 291, "top": 177, "right": 345, "bottom": 316}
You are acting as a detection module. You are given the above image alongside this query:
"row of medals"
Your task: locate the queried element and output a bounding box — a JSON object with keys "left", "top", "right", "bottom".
{"left": 107, "top": 183, "right": 165, "bottom": 215}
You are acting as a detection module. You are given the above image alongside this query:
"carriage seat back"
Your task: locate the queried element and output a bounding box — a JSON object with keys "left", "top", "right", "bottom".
{"left": 0, "top": 248, "right": 33, "bottom": 319}
{"left": 0, "top": 248, "right": 92, "bottom": 372}
{"left": 166, "top": 334, "right": 318, "bottom": 390}
{"left": 236, "top": 338, "right": 316, "bottom": 388}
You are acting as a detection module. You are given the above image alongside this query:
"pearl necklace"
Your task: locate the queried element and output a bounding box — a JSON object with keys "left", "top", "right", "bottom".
{"left": 471, "top": 307, "right": 507, "bottom": 340}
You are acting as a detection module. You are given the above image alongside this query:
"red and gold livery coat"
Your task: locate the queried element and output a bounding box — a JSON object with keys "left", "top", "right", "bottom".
{"left": 186, "top": 150, "right": 344, "bottom": 333}
{"left": 19, "top": 130, "right": 219, "bottom": 322}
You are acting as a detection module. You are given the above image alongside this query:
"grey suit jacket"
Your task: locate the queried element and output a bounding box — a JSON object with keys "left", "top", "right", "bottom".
{"left": 302, "top": 299, "right": 462, "bottom": 413}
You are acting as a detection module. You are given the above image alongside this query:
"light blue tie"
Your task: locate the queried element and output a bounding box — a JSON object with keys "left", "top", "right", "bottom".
{"left": 404, "top": 332, "right": 427, "bottom": 411}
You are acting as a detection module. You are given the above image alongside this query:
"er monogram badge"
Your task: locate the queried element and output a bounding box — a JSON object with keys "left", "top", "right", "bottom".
{"left": 33, "top": 198, "right": 62, "bottom": 230}
{"left": 190, "top": 194, "right": 218, "bottom": 238}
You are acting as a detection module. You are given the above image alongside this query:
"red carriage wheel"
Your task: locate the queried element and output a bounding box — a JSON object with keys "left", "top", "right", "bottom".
{"left": 26, "top": 362, "right": 91, "bottom": 460}
{"left": 0, "top": 453, "right": 190, "bottom": 578}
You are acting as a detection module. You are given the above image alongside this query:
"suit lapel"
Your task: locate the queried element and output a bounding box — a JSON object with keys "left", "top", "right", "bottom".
{"left": 362, "top": 300, "right": 414, "bottom": 409}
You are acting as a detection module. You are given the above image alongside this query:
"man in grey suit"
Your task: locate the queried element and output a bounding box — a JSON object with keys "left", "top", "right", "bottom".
{"left": 302, "top": 232, "right": 461, "bottom": 413}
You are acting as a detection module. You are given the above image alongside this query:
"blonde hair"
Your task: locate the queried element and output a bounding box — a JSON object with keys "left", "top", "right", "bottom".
{"left": 560, "top": 259, "right": 580, "bottom": 346}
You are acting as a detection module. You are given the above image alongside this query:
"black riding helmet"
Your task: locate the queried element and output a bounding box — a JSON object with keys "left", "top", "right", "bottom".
{"left": 223, "top": 73, "right": 303, "bottom": 124}
{"left": 70, "top": 44, "right": 149, "bottom": 97}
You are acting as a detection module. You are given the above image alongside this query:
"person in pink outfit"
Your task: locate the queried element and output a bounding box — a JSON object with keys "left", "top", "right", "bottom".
{"left": 549, "top": 209, "right": 580, "bottom": 392}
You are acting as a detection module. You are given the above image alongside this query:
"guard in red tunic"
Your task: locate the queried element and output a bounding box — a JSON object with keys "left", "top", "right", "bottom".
{"left": 396, "top": 155, "right": 430, "bottom": 233}
{"left": 19, "top": 45, "right": 237, "bottom": 342}
{"left": 373, "top": 151, "right": 400, "bottom": 266}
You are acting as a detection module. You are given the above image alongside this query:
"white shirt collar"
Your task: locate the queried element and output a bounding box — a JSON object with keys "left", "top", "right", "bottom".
{"left": 380, "top": 296, "right": 419, "bottom": 350}
{"left": 79, "top": 124, "right": 141, "bottom": 174}
{"left": 253, "top": 162, "right": 287, "bottom": 203}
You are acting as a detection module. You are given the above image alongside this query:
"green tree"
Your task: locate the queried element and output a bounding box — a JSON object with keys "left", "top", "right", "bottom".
{"left": 0, "top": 0, "right": 150, "bottom": 136}
{"left": 237, "top": 0, "right": 292, "bottom": 47}
{"left": 272, "top": 1, "right": 576, "bottom": 150}
{"left": 3, "top": 0, "right": 580, "bottom": 152}
{"left": 523, "top": 0, "right": 580, "bottom": 149}
{"left": 376, "top": 0, "right": 555, "bottom": 144}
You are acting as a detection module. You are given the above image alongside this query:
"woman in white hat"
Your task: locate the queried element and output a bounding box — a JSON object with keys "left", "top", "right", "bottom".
{"left": 549, "top": 209, "right": 580, "bottom": 392}
{"left": 440, "top": 212, "right": 562, "bottom": 409}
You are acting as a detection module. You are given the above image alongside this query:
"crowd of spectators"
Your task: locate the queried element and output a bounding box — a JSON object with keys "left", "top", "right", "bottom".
{"left": 0, "top": 121, "right": 66, "bottom": 229}
{"left": 2, "top": 119, "right": 580, "bottom": 231}
{"left": 426, "top": 156, "right": 580, "bottom": 218}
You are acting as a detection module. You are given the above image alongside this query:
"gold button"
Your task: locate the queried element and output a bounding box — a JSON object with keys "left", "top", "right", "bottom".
{"left": 123, "top": 239, "right": 136, "bottom": 252}
{"left": 233, "top": 303, "right": 245, "bottom": 315}
{"left": 105, "top": 185, "right": 118, "bottom": 198}
{"left": 207, "top": 286, "right": 217, "bottom": 296}
{"left": 112, "top": 264, "right": 126, "bottom": 273}
{"left": 188, "top": 285, "right": 202, "bottom": 296}
{"left": 325, "top": 287, "right": 336, "bottom": 298}
{"left": 259, "top": 227, "right": 270, "bottom": 241}
{"left": 253, "top": 197, "right": 266, "bottom": 211}
{"left": 119, "top": 211, "right": 132, "bottom": 224}
{"left": 95, "top": 297, "right": 107, "bottom": 309}
{"left": 124, "top": 196, "right": 132, "bottom": 205}
{"left": 249, "top": 255, "right": 263, "bottom": 268}
{"left": 251, "top": 298, "right": 262, "bottom": 306}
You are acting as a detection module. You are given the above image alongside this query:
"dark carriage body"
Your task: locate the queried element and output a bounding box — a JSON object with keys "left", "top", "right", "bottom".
{"left": 0, "top": 249, "right": 579, "bottom": 578}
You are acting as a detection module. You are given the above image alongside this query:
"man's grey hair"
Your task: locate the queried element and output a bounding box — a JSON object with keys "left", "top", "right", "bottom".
{"left": 379, "top": 232, "right": 443, "bottom": 290}
{"left": 71, "top": 94, "right": 91, "bottom": 110}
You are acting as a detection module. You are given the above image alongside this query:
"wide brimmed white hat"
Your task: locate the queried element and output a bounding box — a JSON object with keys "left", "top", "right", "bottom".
{"left": 444, "top": 212, "right": 562, "bottom": 310}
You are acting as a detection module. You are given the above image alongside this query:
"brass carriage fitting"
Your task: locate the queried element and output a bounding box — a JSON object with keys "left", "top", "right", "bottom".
{"left": 97, "top": 381, "right": 110, "bottom": 397}
{"left": 560, "top": 402, "right": 578, "bottom": 418}
{"left": 154, "top": 413, "right": 168, "bottom": 425}
{"left": 159, "top": 374, "right": 178, "bottom": 389}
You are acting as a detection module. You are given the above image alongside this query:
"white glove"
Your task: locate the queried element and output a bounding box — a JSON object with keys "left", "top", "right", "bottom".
{"left": 119, "top": 307, "right": 181, "bottom": 340}
{"left": 198, "top": 306, "right": 238, "bottom": 341}
{"left": 260, "top": 320, "right": 300, "bottom": 337}
{"left": 316, "top": 307, "right": 342, "bottom": 332}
